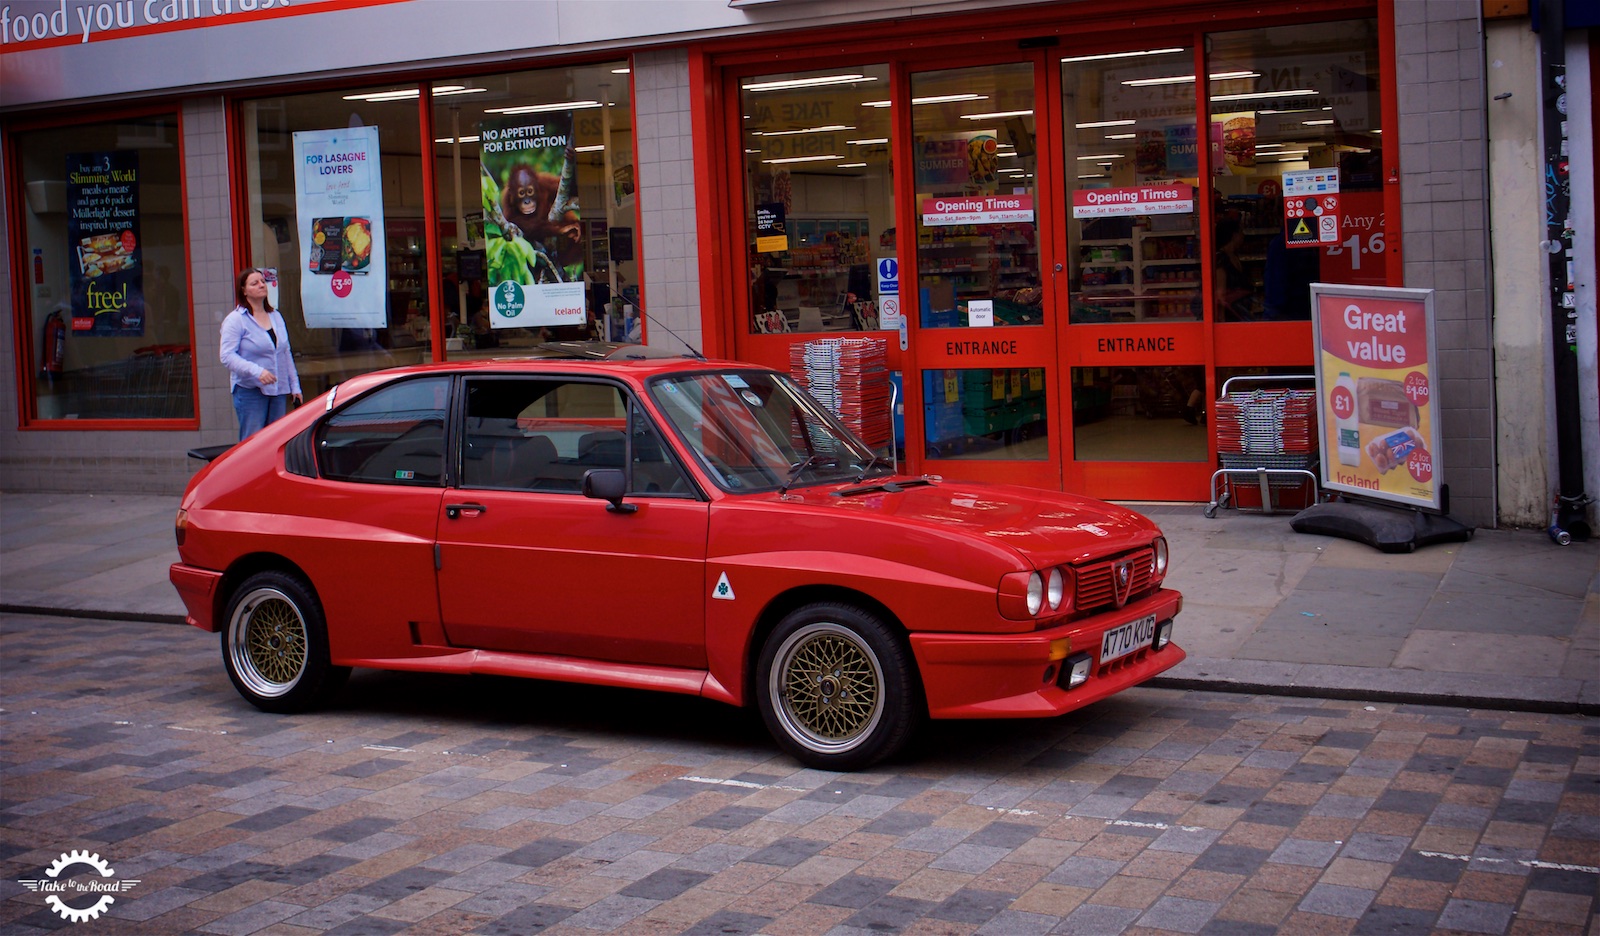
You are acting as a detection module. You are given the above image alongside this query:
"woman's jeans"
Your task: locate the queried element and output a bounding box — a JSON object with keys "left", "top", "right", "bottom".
{"left": 233, "top": 385, "right": 288, "bottom": 440}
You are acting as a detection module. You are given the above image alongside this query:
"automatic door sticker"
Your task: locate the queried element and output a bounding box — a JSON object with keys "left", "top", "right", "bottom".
{"left": 713, "top": 571, "right": 736, "bottom": 601}
{"left": 19, "top": 850, "right": 140, "bottom": 923}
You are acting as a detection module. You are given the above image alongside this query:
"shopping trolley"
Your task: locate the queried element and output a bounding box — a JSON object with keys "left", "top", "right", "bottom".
{"left": 1204, "top": 374, "right": 1321, "bottom": 518}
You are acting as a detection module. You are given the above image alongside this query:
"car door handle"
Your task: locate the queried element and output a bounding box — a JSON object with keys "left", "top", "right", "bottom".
{"left": 445, "top": 502, "right": 487, "bottom": 519}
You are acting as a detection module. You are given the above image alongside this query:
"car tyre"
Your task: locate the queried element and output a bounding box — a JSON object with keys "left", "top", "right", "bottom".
{"left": 757, "top": 603, "right": 921, "bottom": 771}
{"left": 222, "top": 570, "right": 348, "bottom": 713}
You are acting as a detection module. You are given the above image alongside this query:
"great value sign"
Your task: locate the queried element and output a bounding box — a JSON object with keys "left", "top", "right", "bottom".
{"left": 1071, "top": 184, "right": 1194, "bottom": 218}
{"left": 1311, "top": 284, "right": 1440, "bottom": 510}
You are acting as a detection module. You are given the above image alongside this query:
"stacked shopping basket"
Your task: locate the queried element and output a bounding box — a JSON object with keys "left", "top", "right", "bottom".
{"left": 1205, "top": 376, "right": 1321, "bottom": 516}
{"left": 789, "top": 337, "right": 891, "bottom": 449}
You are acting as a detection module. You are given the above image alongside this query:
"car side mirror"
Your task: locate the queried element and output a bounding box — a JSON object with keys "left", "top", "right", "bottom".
{"left": 582, "top": 468, "right": 636, "bottom": 513}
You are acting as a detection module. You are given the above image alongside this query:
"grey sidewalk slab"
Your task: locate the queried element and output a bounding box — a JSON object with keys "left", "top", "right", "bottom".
{"left": 4, "top": 491, "right": 1598, "bottom": 714}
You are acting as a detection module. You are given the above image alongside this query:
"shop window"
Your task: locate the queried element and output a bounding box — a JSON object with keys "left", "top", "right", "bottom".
{"left": 1206, "top": 21, "right": 1383, "bottom": 321}
{"left": 12, "top": 114, "right": 194, "bottom": 422}
{"left": 740, "top": 65, "right": 895, "bottom": 335}
{"left": 911, "top": 63, "right": 1042, "bottom": 329}
{"left": 1062, "top": 47, "right": 1201, "bottom": 324}
{"left": 1071, "top": 365, "right": 1206, "bottom": 462}
{"left": 240, "top": 87, "right": 428, "bottom": 398}
{"left": 923, "top": 368, "right": 1047, "bottom": 461}
{"left": 431, "top": 63, "right": 639, "bottom": 353}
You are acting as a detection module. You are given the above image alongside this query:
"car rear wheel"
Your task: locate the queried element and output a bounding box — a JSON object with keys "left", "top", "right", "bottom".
{"left": 222, "top": 570, "right": 348, "bottom": 713}
{"left": 757, "top": 603, "right": 921, "bottom": 771}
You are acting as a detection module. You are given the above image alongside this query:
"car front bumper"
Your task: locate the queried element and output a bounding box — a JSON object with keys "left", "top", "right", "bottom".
{"left": 909, "top": 588, "right": 1184, "bottom": 719}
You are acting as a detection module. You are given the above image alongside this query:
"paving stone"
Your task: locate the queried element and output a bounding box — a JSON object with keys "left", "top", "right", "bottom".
{"left": 1298, "top": 882, "right": 1376, "bottom": 919}
{"left": 809, "top": 873, "right": 898, "bottom": 909}
{"left": 1138, "top": 895, "right": 1223, "bottom": 934}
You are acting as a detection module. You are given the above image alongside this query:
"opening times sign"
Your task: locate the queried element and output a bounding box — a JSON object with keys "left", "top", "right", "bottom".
{"left": 1071, "top": 184, "right": 1194, "bottom": 218}
{"left": 1311, "top": 284, "right": 1441, "bottom": 511}
{"left": 920, "top": 195, "right": 1034, "bottom": 227}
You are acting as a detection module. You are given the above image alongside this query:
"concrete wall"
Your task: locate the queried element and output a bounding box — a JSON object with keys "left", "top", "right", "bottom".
{"left": 632, "top": 48, "right": 703, "bottom": 358}
{"left": 1486, "top": 21, "right": 1552, "bottom": 527}
{"left": 1394, "top": 0, "right": 1497, "bottom": 527}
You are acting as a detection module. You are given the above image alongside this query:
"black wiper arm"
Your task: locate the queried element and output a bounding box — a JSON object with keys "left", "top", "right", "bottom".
{"left": 855, "top": 453, "right": 893, "bottom": 482}
{"left": 779, "top": 454, "right": 816, "bottom": 496}
{"left": 833, "top": 475, "right": 937, "bottom": 497}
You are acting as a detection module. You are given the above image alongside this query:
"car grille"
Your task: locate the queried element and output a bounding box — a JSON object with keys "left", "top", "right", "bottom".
{"left": 1074, "top": 547, "right": 1156, "bottom": 616}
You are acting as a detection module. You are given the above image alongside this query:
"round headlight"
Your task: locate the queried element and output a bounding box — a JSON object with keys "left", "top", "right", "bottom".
{"left": 1026, "top": 571, "right": 1044, "bottom": 616}
{"left": 1046, "top": 567, "right": 1064, "bottom": 610}
{"left": 1153, "top": 537, "right": 1169, "bottom": 576}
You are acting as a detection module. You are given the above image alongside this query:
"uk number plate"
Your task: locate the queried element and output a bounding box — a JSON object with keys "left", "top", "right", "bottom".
{"left": 1100, "top": 613, "right": 1157, "bottom": 663}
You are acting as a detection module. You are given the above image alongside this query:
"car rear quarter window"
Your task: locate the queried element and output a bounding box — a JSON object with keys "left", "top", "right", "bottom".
{"left": 317, "top": 376, "right": 451, "bottom": 486}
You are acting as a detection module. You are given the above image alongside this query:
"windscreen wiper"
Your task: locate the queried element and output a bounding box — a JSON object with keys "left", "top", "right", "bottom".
{"left": 779, "top": 454, "right": 817, "bottom": 497}
{"left": 832, "top": 476, "right": 938, "bottom": 497}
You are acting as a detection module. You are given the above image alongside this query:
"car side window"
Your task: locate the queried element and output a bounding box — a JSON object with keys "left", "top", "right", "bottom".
{"left": 317, "top": 376, "right": 450, "bottom": 486}
{"left": 460, "top": 377, "right": 692, "bottom": 497}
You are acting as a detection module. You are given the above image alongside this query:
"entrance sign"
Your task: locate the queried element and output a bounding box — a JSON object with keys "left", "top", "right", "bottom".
{"left": 1311, "top": 284, "right": 1440, "bottom": 510}
{"left": 292, "top": 127, "right": 386, "bottom": 329}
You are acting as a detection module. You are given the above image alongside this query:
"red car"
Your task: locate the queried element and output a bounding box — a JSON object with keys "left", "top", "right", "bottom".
{"left": 170, "top": 344, "right": 1184, "bottom": 770}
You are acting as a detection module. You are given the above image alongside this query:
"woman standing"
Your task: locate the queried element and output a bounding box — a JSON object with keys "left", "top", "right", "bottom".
{"left": 220, "top": 268, "right": 302, "bottom": 440}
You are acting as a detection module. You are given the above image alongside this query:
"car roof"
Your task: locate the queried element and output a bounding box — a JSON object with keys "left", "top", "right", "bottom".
{"left": 325, "top": 344, "right": 772, "bottom": 398}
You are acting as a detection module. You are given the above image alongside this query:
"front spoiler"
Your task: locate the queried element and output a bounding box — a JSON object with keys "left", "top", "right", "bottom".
{"left": 910, "top": 588, "right": 1184, "bottom": 719}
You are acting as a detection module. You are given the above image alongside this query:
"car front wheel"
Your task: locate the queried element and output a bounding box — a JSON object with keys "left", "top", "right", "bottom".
{"left": 222, "top": 570, "right": 347, "bottom": 713}
{"left": 757, "top": 603, "right": 921, "bottom": 771}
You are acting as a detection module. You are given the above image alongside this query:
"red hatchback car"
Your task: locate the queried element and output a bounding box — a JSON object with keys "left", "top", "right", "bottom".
{"left": 171, "top": 344, "right": 1184, "bottom": 770}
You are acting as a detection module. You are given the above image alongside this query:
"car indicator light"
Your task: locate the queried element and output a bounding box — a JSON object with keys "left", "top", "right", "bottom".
{"left": 174, "top": 509, "right": 187, "bottom": 547}
{"left": 1048, "top": 637, "right": 1070, "bottom": 661}
{"left": 1026, "top": 572, "right": 1044, "bottom": 616}
{"left": 1046, "top": 567, "right": 1064, "bottom": 610}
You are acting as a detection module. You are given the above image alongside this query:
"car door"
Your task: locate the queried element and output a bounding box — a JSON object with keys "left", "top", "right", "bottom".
{"left": 434, "top": 375, "right": 711, "bottom": 668}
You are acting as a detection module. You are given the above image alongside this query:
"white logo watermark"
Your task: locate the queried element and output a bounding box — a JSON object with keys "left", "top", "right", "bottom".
{"left": 18, "top": 850, "right": 140, "bottom": 923}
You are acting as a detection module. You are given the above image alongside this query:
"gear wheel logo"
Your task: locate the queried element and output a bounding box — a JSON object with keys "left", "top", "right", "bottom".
{"left": 17, "top": 849, "right": 140, "bottom": 923}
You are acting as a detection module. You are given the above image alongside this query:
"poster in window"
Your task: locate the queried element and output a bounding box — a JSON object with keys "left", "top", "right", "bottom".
{"left": 66, "top": 150, "right": 144, "bottom": 336}
{"left": 291, "top": 127, "right": 387, "bottom": 329}
{"left": 479, "top": 113, "right": 586, "bottom": 329}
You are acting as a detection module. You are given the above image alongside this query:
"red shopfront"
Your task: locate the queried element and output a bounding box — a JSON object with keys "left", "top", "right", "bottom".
{"left": 693, "top": 0, "right": 1399, "bottom": 501}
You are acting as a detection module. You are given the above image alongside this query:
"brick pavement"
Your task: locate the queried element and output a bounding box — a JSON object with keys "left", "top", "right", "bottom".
{"left": 1, "top": 614, "right": 1596, "bottom": 935}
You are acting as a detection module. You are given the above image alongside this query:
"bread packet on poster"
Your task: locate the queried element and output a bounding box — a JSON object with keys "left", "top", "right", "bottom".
{"left": 1357, "top": 377, "right": 1418, "bottom": 428}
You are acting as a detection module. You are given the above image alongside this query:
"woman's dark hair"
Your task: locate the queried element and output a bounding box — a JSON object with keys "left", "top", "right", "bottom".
{"left": 1215, "top": 218, "right": 1242, "bottom": 247}
{"left": 234, "top": 268, "right": 274, "bottom": 313}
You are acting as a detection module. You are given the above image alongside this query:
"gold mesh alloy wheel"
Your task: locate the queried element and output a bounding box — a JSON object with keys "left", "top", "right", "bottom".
{"left": 228, "top": 586, "right": 308, "bottom": 698}
{"left": 771, "top": 622, "right": 885, "bottom": 754}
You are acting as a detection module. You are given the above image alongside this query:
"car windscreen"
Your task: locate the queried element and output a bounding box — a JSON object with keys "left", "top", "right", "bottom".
{"left": 647, "top": 370, "right": 890, "bottom": 493}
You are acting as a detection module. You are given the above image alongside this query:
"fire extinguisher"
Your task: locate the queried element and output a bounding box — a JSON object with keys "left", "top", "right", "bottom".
{"left": 42, "top": 310, "right": 65, "bottom": 378}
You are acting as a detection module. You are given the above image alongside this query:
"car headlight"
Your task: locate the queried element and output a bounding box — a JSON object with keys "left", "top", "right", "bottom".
{"left": 1046, "top": 567, "right": 1064, "bottom": 611}
{"left": 1152, "top": 537, "right": 1168, "bottom": 578}
{"left": 1026, "top": 571, "right": 1044, "bottom": 616}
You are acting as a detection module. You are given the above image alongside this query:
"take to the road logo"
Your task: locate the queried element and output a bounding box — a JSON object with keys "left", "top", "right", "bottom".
{"left": 18, "top": 850, "right": 140, "bottom": 923}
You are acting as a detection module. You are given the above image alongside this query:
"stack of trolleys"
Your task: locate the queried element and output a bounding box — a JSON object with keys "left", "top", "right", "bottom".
{"left": 789, "top": 337, "right": 891, "bottom": 451}
{"left": 1204, "top": 374, "right": 1322, "bottom": 517}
